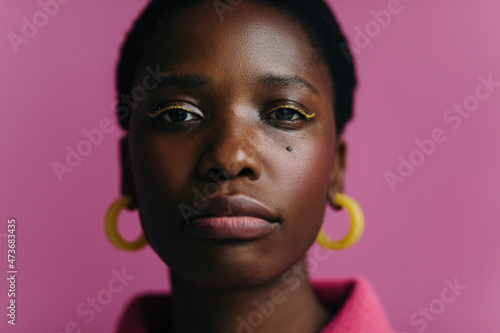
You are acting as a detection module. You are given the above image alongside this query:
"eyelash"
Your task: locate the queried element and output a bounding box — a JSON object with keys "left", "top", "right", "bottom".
{"left": 261, "top": 104, "right": 316, "bottom": 120}
{"left": 147, "top": 104, "right": 201, "bottom": 122}
{"left": 147, "top": 102, "right": 316, "bottom": 123}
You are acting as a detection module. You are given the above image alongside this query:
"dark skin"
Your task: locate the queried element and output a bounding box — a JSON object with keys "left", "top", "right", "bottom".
{"left": 121, "top": 2, "right": 347, "bottom": 332}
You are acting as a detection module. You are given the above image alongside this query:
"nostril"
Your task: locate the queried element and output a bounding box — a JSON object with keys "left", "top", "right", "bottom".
{"left": 206, "top": 168, "right": 254, "bottom": 181}
{"left": 207, "top": 169, "right": 232, "bottom": 182}
{"left": 238, "top": 168, "right": 254, "bottom": 178}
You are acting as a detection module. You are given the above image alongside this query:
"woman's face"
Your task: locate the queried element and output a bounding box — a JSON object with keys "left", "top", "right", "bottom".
{"left": 127, "top": 1, "right": 341, "bottom": 288}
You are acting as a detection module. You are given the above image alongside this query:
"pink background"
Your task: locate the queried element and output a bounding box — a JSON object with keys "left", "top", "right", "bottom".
{"left": 1, "top": 0, "right": 499, "bottom": 332}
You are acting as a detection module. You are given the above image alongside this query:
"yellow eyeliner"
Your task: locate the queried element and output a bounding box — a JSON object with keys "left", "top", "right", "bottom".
{"left": 148, "top": 104, "right": 316, "bottom": 119}
{"left": 263, "top": 105, "right": 316, "bottom": 119}
{"left": 147, "top": 105, "right": 194, "bottom": 117}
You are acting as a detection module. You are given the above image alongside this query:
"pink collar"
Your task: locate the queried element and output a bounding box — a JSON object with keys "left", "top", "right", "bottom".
{"left": 313, "top": 277, "right": 395, "bottom": 332}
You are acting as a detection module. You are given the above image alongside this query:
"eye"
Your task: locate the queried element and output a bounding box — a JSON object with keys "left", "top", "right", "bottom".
{"left": 262, "top": 103, "right": 316, "bottom": 121}
{"left": 148, "top": 102, "right": 204, "bottom": 123}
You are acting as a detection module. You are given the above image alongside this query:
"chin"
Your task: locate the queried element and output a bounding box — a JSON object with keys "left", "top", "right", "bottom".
{"left": 161, "top": 247, "right": 296, "bottom": 290}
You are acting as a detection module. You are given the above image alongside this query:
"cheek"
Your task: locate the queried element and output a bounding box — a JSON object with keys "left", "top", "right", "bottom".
{"left": 129, "top": 127, "right": 201, "bottom": 269}
{"left": 275, "top": 131, "right": 336, "bottom": 250}
{"left": 130, "top": 128, "right": 193, "bottom": 204}
{"left": 128, "top": 121, "right": 199, "bottom": 250}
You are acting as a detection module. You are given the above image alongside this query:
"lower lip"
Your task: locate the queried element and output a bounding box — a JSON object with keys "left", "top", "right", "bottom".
{"left": 185, "top": 216, "right": 278, "bottom": 240}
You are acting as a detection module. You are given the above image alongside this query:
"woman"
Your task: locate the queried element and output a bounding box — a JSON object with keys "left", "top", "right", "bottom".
{"left": 105, "top": 0, "right": 396, "bottom": 331}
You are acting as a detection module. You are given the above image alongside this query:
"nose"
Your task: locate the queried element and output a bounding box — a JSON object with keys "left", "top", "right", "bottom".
{"left": 196, "top": 111, "right": 262, "bottom": 182}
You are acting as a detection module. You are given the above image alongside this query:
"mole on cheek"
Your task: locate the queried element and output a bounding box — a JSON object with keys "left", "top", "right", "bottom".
{"left": 286, "top": 147, "right": 293, "bottom": 152}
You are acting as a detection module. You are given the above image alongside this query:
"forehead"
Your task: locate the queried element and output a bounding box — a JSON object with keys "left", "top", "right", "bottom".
{"left": 142, "top": 1, "right": 333, "bottom": 102}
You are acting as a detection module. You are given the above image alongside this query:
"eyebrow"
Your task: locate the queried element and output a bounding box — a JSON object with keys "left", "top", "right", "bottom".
{"left": 156, "top": 73, "right": 211, "bottom": 90}
{"left": 256, "top": 74, "right": 320, "bottom": 96}
{"left": 154, "top": 73, "right": 320, "bottom": 96}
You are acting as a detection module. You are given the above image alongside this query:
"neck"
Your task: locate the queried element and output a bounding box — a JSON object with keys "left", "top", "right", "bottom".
{"left": 169, "top": 257, "right": 332, "bottom": 333}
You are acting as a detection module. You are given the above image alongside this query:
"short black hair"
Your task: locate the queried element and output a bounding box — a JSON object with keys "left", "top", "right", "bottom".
{"left": 116, "top": 0, "right": 357, "bottom": 136}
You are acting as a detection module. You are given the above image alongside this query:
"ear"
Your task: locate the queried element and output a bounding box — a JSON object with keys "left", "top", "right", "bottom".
{"left": 327, "top": 138, "right": 347, "bottom": 211}
{"left": 120, "top": 136, "right": 137, "bottom": 210}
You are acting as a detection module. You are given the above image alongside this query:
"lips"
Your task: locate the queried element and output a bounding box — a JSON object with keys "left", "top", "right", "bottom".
{"left": 184, "top": 194, "right": 280, "bottom": 240}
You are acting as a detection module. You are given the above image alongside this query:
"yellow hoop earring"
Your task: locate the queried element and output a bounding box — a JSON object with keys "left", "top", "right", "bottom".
{"left": 104, "top": 195, "right": 147, "bottom": 251}
{"left": 316, "top": 193, "right": 364, "bottom": 250}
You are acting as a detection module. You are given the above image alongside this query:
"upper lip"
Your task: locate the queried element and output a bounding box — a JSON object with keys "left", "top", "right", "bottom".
{"left": 188, "top": 194, "right": 279, "bottom": 223}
